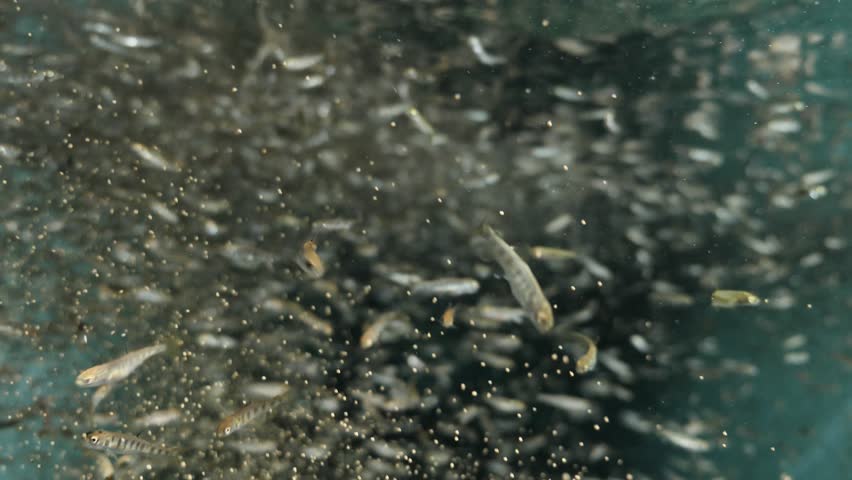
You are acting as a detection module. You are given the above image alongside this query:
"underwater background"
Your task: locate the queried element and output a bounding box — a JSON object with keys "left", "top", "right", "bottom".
{"left": 0, "top": 1, "right": 850, "bottom": 479}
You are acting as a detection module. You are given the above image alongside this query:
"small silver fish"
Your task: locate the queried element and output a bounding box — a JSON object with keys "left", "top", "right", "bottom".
{"left": 217, "top": 394, "right": 288, "bottom": 437}
{"left": 477, "top": 225, "right": 554, "bottom": 331}
{"left": 132, "top": 408, "right": 181, "bottom": 428}
{"left": 411, "top": 277, "right": 480, "bottom": 297}
{"left": 91, "top": 383, "right": 117, "bottom": 412}
{"left": 76, "top": 344, "right": 167, "bottom": 388}
{"left": 82, "top": 430, "right": 175, "bottom": 456}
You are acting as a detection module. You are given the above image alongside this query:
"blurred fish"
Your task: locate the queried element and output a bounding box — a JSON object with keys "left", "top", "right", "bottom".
{"left": 530, "top": 246, "right": 578, "bottom": 261}
{"left": 312, "top": 218, "right": 354, "bottom": 233}
{"left": 711, "top": 290, "right": 761, "bottom": 308}
{"left": 441, "top": 306, "right": 456, "bottom": 328}
{"left": 277, "top": 300, "right": 334, "bottom": 335}
{"left": 411, "top": 277, "right": 480, "bottom": 297}
{"left": 468, "top": 36, "right": 506, "bottom": 66}
{"left": 360, "top": 311, "right": 409, "bottom": 349}
{"left": 297, "top": 240, "right": 325, "bottom": 278}
{"left": 129, "top": 143, "right": 178, "bottom": 171}
{"left": 536, "top": 394, "right": 595, "bottom": 417}
{"left": 196, "top": 332, "right": 238, "bottom": 350}
{"left": 132, "top": 408, "right": 181, "bottom": 428}
{"left": 90, "top": 452, "right": 115, "bottom": 480}
{"left": 91, "top": 383, "right": 117, "bottom": 413}
{"left": 658, "top": 428, "right": 711, "bottom": 452}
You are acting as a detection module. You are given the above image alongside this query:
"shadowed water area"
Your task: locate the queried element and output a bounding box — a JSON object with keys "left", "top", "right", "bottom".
{"left": 0, "top": 1, "right": 850, "bottom": 479}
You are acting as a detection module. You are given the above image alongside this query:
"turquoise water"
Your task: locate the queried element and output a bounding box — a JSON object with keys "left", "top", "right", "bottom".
{"left": 1, "top": 1, "right": 850, "bottom": 479}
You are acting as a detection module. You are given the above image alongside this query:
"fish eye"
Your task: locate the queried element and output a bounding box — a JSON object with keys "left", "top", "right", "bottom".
{"left": 90, "top": 436, "right": 98, "bottom": 443}
{"left": 224, "top": 427, "right": 231, "bottom": 434}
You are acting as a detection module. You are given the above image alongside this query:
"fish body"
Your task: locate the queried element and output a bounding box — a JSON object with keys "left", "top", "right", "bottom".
{"left": 132, "top": 408, "right": 181, "bottom": 428}
{"left": 441, "top": 306, "right": 456, "bottom": 328}
{"left": 530, "top": 246, "right": 578, "bottom": 261}
{"left": 91, "top": 452, "right": 115, "bottom": 480}
{"left": 82, "top": 430, "right": 174, "bottom": 456}
{"left": 279, "top": 300, "right": 334, "bottom": 335}
{"left": 566, "top": 331, "right": 597, "bottom": 374}
{"left": 91, "top": 383, "right": 117, "bottom": 412}
{"left": 298, "top": 240, "right": 325, "bottom": 278}
{"left": 76, "top": 344, "right": 167, "bottom": 388}
{"left": 411, "top": 277, "right": 480, "bottom": 297}
{"left": 360, "top": 311, "right": 407, "bottom": 349}
{"left": 217, "top": 394, "right": 288, "bottom": 436}
{"left": 711, "top": 290, "right": 761, "bottom": 308}
{"left": 478, "top": 225, "right": 553, "bottom": 331}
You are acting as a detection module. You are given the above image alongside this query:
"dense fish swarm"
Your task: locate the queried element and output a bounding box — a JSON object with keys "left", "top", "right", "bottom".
{"left": 0, "top": 1, "right": 849, "bottom": 479}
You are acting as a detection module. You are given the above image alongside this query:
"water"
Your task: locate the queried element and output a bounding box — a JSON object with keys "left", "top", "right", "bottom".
{"left": 0, "top": 1, "right": 850, "bottom": 478}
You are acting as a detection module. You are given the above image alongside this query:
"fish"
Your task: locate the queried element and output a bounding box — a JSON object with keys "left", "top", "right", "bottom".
{"left": 476, "top": 225, "right": 554, "bottom": 331}
{"left": 411, "top": 277, "right": 480, "bottom": 297}
{"left": 278, "top": 300, "right": 334, "bottom": 335}
{"left": 132, "top": 408, "right": 181, "bottom": 428}
{"left": 566, "top": 331, "right": 598, "bottom": 374}
{"left": 467, "top": 36, "right": 506, "bottom": 66}
{"left": 658, "top": 428, "right": 711, "bottom": 452}
{"left": 91, "top": 383, "right": 117, "bottom": 412}
{"left": 129, "top": 143, "right": 178, "bottom": 171}
{"left": 196, "top": 332, "right": 238, "bottom": 350}
{"left": 710, "top": 290, "right": 761, "bottom": 308}
{"left": 536, "top": 394, "right": 596, "bottom": 417}
{"left": 82, "top": 430, "right": 175, "bottom": 456}
{"left": 360, "top": 311, "right": 408, "bottom": 349}
{"left": 76, "top": 344, "right": 167, "bottom": 388}
{"left": 297, "top": 240, "right": 325, "bottom": 278}
{"left": 91, "top": 452, "right": 115, "bottom": 480}
{"left": 441, "top": 306, "right": 456, "bottom": 328}
{"left": 311, "top": 218, "right": 354, "bottom": 233}
{"left": 217, "top": 394, "right": 289, "bottom": 436}
{"left": 529, "top": 246, "right": 578, "bottom": 261}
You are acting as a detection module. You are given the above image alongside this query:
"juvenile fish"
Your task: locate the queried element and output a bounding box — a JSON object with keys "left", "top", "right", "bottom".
{"left": 477, "top": 225, "right": 554, "bottom": 331}
{"left": 132, "top": 408, "right": 181, "bottom": 428}
{"left": 311, "top": 218, "right": 354, "bottom": 233}
{"left": 129, "top": 143, "right": 178, "bottom": 171}
{"left": 441, "top": 306, "right": 456, "bottom": 328}
{"left": 566, "top": 331, "right": 598, "bottom": 374}
{"left": 297, "top": 240, "right": 325, "bottom": 278}
{"left": 82, "top": 430, "right": 175, "bottom": 456}
{"left": 530, "top": 246, "right": 578, "bottom": 261}
{"left": 536, "top": 394, "right": 595, "bottom": 417}
{"left": 217, "top": 394, "right": 288, "bottom": 437}
{"left": 411, "top": 277, "right": 480, "bottom": 297}
{"left": 279, "top": 301, "right": 334, "bottom": 335}
{"left": 91, "top": 383, "right": 117, "bottom": 412}
{"left": 91, "top": 452, "right": 115, "bottom": 480}
{"left": 711, "top": 290, "right": 761, "bottom": 308}
{"left": 360, "top": 311, "right": 408, "bottom": 349}
{"left": 658, "top": 428, "right": 711, "bottom": 452}
{"left": 76, "top": 344, "right": 167, "bottom": 388}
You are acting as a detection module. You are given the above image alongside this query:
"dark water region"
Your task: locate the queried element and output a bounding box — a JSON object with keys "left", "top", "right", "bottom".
{"left": 1, "top": 1, "right": 850, "bottom": 479}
